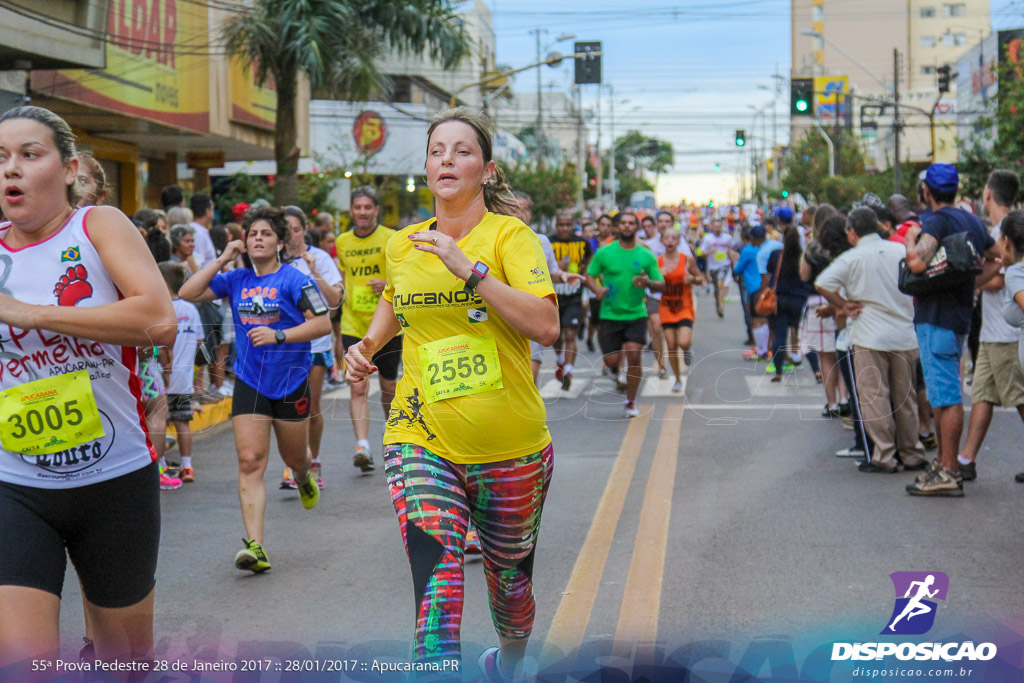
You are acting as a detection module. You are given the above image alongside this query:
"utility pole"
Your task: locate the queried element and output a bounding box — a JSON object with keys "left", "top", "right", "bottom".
{"left": 893, "top": 48, "right": 902, "bottom": 194}
{"left": 575, "top": 84, "right": 584, "bottom": 209}
{"left": 771, "top": 63, "right": 780, "bottom": 188}
{"left": 608, "top": 84, "right": 617, "bottom": 208}
{"left": 530, "top": 28, "right": 545, "bottom": 159}
{"left": 596, "top": 85, "right": 603, "bottom": 210}
{"left": 834, "top": 90, "right": 842, "bottom": 176}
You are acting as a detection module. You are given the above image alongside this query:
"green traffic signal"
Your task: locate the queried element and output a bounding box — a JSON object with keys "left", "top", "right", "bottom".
{"left": 735, "top": 129, "right": 746, "bottom": 147}
{"left": 781, "top": 190, "right": 790, "bottom": 198}
{"left": 790, "top": 78, "right": 814, "bottom": 117}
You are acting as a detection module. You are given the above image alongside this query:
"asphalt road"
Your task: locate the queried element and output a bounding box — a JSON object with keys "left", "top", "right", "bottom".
{"left": 52, "top": 288, "right": 1024, "bottom": 681}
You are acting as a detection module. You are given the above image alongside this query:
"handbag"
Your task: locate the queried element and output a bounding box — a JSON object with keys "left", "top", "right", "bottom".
{"left": 898, "top": 229, "right": 982, "bottom": 297}
{"left": 754, "top": 246, "right": 784, "bottom": 316}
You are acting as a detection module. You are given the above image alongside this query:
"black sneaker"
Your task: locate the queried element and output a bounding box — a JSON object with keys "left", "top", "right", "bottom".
{"left": 1015, "top": 472, "right": 1024, "bottom": 483}
{"left": 858, "top": 461, "right": 898, "bottom": 474}
{"left": 586, "top": 339, "right": 596, "bottom": 353}
{"left": 919, "top": 432, "right": 938, "bottom": 450}
{"left": 960, "top": 461, "right": 977, "bottom": 481}
{"left": 838, "top": 401, "right": 851, "bottom": 417}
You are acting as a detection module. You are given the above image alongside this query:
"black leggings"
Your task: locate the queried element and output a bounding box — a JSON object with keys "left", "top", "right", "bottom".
{"left": 769, "top": 297, "right": 805, "bottom": 374}
{"left": 837, "top": 347, "right": 874, "bottom": 456}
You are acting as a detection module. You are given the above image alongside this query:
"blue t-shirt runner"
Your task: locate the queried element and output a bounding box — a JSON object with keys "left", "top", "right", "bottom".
{"left": 210, "top": 265, "right": 319, "bottom": 398}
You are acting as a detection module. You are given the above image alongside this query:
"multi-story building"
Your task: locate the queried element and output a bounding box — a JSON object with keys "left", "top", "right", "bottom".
{"left": 491, "top": 90, "right": 586, "bottom": 167}
{"left": 790, "top": 0, "right": 989, "bottom": 170}
{"left": 15, "top": 1, "right": 293, "bottom": 214}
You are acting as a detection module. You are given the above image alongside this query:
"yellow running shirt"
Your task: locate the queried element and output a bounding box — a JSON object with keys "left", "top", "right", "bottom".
{"left": 336, "top": 224, "right": 396, "bottom": 337}
{"left": 382, "top": 212, "right": 554, "bottom": 464}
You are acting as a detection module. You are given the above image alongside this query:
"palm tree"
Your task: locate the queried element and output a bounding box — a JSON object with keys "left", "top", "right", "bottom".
{"left": 222, "top": 0, "right": 467, "bottom": 205}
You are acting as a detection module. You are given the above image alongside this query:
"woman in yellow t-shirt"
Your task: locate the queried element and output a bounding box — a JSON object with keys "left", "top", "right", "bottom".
{"left": 344, "top": 108, "right": 558, "bottom": 679}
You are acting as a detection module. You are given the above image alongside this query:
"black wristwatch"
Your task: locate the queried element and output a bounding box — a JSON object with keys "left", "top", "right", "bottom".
{"left": 275, "top": 330, "right": 287, "bottom": 344}
{"left": 464, "top": 261, "right": 490, "bottom": 292}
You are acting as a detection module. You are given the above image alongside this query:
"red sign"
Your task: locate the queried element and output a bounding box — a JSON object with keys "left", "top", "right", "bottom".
{"left": 353, "top": 111, "right": 387, "bottom": 154}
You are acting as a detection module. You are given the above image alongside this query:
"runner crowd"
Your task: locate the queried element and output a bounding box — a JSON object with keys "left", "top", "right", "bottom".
{"left": 1, "top": 104, "right": 1022, "bottom": 682}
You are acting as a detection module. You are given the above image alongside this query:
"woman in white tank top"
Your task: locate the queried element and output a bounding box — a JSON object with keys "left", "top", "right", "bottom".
{"left": 0, "top": 107, "right": 176, "bottom": 671}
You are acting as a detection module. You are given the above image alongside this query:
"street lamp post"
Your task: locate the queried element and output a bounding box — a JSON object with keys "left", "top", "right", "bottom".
{"left": 528, "top": 29, "right": 576, "bottom": 160}
{"left": 757, "top": 84, "right": 781, "bottom": 187}
{"left": 604, "top": 85, "right": 630, "bottom": 208}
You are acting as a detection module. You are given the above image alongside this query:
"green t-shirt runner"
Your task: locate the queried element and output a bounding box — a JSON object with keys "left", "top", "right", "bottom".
{"left": 587, "top": 241, "right": 664, "bottom": 320}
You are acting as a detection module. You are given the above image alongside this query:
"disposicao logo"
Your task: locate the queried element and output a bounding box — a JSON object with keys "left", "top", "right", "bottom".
{"left": 883, "top": 571, "right": 948, "bottom": 635}
{"left": 831, "top": 571, "right": 997, "bottom": 662}
{"left": 61, "top": 246, "right": 81, "bottom": 262}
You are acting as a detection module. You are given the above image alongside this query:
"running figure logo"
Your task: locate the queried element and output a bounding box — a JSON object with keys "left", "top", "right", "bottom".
{"left": 882, "top": 571, "right": 949, "bottom": 635}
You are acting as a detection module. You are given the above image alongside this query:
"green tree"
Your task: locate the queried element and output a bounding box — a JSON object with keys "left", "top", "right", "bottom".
{"left": 779, "top": 129, "right": 917, "bottom": 206}
{"left": 221, "top": 0, "right": 468, "bottom": 206}
{"left": 501, "top": 162, "right": 580, "bottom": 223}
{"left": 608, "top": 130, "right": 672, "bottom": 205}
{"left": 213, "top": 172, "right": 273, "bottom": 219}
{"left": 957, "top": 46, "right": 1024, "bottom": 199}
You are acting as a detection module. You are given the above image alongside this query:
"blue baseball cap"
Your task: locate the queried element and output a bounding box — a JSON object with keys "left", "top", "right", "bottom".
{"left": 749, "top": 225, "right": 766, "bottom": 238}
{"left": 775, "top": 206, "right": 794, "bottom": 223}
{"left": 924, "top": 164, "right": 959, "bottom": 193}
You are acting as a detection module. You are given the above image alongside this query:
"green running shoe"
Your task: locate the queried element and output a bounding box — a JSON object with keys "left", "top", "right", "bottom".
{"left": 297, "top": 472, "right": 320, "bottom": 510}
{"left": 235, "top": 539, "right": 270, "bottom": 573}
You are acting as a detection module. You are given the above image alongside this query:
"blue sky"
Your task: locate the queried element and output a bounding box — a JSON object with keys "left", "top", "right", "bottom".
{"left": 479, "top": 0, "right": 1024, "bottom": 203}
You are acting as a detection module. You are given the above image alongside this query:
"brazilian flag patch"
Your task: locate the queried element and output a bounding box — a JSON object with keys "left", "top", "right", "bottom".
{"left": 61, "top": 246, "right": 81, "bottom": 262}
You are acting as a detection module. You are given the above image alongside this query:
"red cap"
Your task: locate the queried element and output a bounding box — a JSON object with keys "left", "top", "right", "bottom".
{"left": 231, "top": 202, "right": 250, "bottom": 220}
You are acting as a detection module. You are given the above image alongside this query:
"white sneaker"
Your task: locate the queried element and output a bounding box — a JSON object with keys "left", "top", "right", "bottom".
{"left": 217, "top": 384, "right": 234, "bottom": 397}
{"left": 624, "top": 401, "right": 639, "bottom": 418}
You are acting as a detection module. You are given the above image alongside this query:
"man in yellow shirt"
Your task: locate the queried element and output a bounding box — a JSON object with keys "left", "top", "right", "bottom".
{"left": 336, "top": 187, "right": 399, "bottom": 471}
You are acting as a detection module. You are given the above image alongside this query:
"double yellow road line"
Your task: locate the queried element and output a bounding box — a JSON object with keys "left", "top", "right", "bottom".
{"left": 542, "top": 404, "right": 684, "bottom": 664}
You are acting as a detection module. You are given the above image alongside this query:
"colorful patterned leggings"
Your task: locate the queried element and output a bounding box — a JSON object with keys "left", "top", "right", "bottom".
{"left": 383, "top": 442, "right": 554, "bottom": 663}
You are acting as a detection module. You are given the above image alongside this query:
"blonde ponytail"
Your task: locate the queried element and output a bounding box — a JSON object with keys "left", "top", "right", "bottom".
{"left": 484, "top": 165, "right": 519, "bottom": 217}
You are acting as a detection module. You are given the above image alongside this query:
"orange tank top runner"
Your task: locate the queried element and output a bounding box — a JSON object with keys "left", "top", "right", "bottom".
{"left": 658, "top": 253, "right": 695, "bottom": 323}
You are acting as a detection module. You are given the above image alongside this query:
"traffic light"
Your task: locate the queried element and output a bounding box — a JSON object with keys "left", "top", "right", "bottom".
{"left": 574, "top": 41, "right": 602, "bottom": 84}
{"left": 781, "top": 190, "right": 790, "bottom": 198}
{"left": 791, "top": 78, "right": 814, "bottom": 116}
{"left": 735, "top": 130, "right": 746, "bottom": 147}
{"left": 714, "top": 162, "right": 720, "bottom": 172}
{"left": 937, "top": 64, "right": 951, "bottom": 93}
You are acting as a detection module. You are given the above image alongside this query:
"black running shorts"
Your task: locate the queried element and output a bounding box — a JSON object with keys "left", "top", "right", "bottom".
{"left": 231, "top": 377, "right": 311, "bottom": 421}
{"left": 558, "top": 297, "right": 584, "bottom": 329}
{"left": 598, "top": 317, "right": 648, "bottom": 355}
{"left": 0, "top": 462, "right": 160, "bottom": 608}
{"left": 342, "top": 335, "right": 403, "bottom": 381}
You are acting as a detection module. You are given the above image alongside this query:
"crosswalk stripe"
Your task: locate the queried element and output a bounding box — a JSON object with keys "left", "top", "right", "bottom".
{"left": 744, "top": 373, "right": 822, "bottom": 398}
{"left": 538, "top": 377, "right": 587, "bottom": 400}
{"left": 541, "top": 409, "right": 653, "bottom": 666}
{"left": 641, "top": 375, "right": 686, "bottom": 397}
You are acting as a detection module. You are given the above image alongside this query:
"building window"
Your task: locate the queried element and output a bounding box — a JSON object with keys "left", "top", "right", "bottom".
{"left": 812, "top": 6, "right": 823, "bottom": 21}
{"left": 941, "top": 32, "right": 967, "bottom": 46}
{"left": 920, "top": 35, "right": 937, "bottom": 47}
{"left": 943, "top": 3, "right": 966, "bottom": 16}
{"left": 921, "top": 65, "right": 937, "bottom": 75}
{"left": 920, "top": 6, "right": 936, "bottom": 17}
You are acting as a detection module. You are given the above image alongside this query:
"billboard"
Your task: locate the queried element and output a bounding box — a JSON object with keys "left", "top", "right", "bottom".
{"left": 814, "top": 75, "right": 848, "bottom": 119}
{"left": 230, "top": 58, "right": 277, "bottom": 131}
{"left": 33, "top": 0, "right": 211, "bottom": 133}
